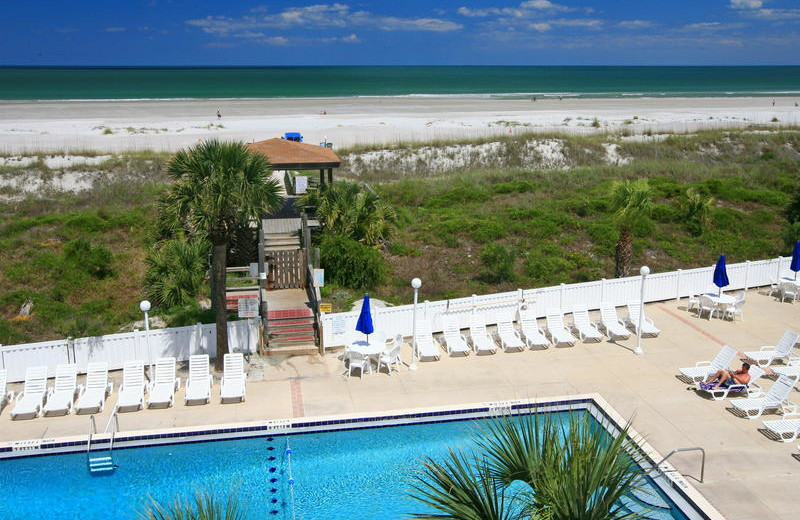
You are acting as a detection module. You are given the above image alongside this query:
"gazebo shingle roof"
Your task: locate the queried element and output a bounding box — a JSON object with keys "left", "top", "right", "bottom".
{"left": 247, "top": 138, "right": 341, "bottom": 170}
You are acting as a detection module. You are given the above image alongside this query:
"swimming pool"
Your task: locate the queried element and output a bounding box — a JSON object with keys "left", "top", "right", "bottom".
{"left": 0, "top": 399, "right": 713, "bottom": 519}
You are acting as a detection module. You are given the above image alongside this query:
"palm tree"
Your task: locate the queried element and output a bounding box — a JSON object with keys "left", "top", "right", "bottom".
{"left": 410, "top": 412, "right": 650, "bottom": 520}
{"left": 610, "top": 180, "right": 652, "bottom": 278}
{"left": 682, "top": 188, "right": 715, "bottom": 237}
{"left": 144, "top": 236, "right": 209, "bottom": 308}
{"left": 163, "top": 140, "right": 282, "bottom": 369}
{"left": 297, "top": 181, "right": 397, "bottom": 246}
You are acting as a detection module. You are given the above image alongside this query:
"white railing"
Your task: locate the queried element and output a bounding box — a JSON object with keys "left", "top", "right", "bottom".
{"left": 319, "top": 256, "right": 791, "bottom": 352}
{"left": 0, "top": 318, "right": 261, "bottom": 383}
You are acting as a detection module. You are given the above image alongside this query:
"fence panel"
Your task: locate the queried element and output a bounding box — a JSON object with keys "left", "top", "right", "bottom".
{"left": 1, "top": 340, "right": 70, "bottom": 381}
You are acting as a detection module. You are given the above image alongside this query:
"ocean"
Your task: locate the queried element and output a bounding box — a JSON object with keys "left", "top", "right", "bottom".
{"left": 1, "top": 66, "right": 799, "bottom": 101}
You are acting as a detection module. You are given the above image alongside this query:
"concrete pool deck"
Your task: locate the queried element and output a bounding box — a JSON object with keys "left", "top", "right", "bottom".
{"left": 1, "top": 288, "right": 799, "bottom": 519}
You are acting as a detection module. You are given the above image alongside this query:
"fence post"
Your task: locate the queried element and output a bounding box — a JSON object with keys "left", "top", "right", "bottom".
{"left": 471, "top": 294, "right": 477, "bottom": 315}
{"left": 676, "top": 269, "right": 682, "bottom": 301}
{"left": 744, "top": 261, "right": 750, "bottom": 291}
{"left": 559, "top": 283, "right": 565, "bottom": 309}
{"left": 776, "top": 256, "right": 783, "bottom": 283}
{"left": 600, "top": 278, "right": 606, "bottom": 303}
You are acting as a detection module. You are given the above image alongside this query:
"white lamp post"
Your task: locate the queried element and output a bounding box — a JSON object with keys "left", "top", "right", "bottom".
{"left": 635, "top": 266, "right": 650, "bottom": 355}
{"left": 139, "top": 300, "right": 153, "bottom": 377}
{"left": 410, "top": 277, "right": 422, "bottom": 371}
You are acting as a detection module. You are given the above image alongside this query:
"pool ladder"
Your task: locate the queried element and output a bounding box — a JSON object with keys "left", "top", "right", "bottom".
{"left": 86, "top": 412, "right": 120, "bottom": 475}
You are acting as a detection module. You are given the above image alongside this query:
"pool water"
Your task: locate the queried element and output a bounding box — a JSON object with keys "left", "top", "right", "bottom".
{"left": 0, "top": 411, "right": 690, "bottom": 519}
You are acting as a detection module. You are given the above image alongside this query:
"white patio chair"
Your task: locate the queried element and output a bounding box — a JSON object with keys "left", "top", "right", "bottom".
{"left": 115, "top": 360, "right": 146, "bottom": 413}
{"left": 744, "top": 330, "right": 799, "bottom": 367}
{"left": 220, "top": 352, "right": 247, "bottom": 403}
{"left": 346, "top": 351, "right": 370, "bottom": 379}
{"left": 440, "top": 315, "right": 471, "bottom": 356}
{"left": 495, "top": 321, "right": 526, "bottom": 352}
{"left": 545, "top": 308, "right": 577, "bottom": 347}
{"left": 696, "top": 295, "right": 718, "bottom": 320}
{"left": 147, "top": 357, "right": 180, "bottom": 409}
{"left": 42, "top": 363, "right": 78, "bottom": 417}
{"left": 10, "top": 366, "right": 48, "bottom": 420}
{"left": 779, "top": 282, "right": 798, "bottom": 303}
{"left": 731, "top": 375, "right": 798, "bottom": 419}
{"left": 624, "top": 301, "right": 661, "bottom": 337}
{"left": 597, "top": 303, "right": 630, "bottom": 341}
{"left": 517, "top": 311, "right": 550, "bottom": 350}
{"left": 678, "top": 345, "right": 739, "bottom": 383}
{"left": 414, "top": 319, "right": 441, "bottom": 361}
{"left": 184, "top": 355, "right": 213, "bottom": 405}
{"left": 467, "top": 317, "right": 498, "bottom": 355}
{"left": 762, "top": 418, "right": 800, "bottom": 443}
{"left": 377, "top": 342, "right": 402, "bottom": 376}
{"left": 723, "top": 297, "right": 745, "bottom": 322}
{"left": 696, "top": 365, "right": 766, "bottom": 401}
{"left": 570, "top": 304, "right": 603, "bottom": 342}
{"left": 0, "top": 369, "right": 15, "bottom": 413}
{"left": 686, "top": 294, "right": 700, "bottom": 314}
{"left": 74, "top": 362, "right": 113, "bottom": 414}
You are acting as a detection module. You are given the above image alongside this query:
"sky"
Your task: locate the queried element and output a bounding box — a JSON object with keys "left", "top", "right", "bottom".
{"left": 2, "top": 0, "right": 800, "bottom": 66}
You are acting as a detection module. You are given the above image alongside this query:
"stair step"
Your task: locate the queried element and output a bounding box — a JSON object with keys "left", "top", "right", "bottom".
{"left": 265, "top": 344, "right": 319, "bottom": 356}
{"left": 269, "top": 334, "right": 316, "bottom": 343}
{"left": 88, "top": 456, "right": 116, "bottom": 473}
{"left": 268, "top": 309, "right": 313, "bottom": 319}
{"left": 267, "top": 318, "right": 315, "bottom": 327}
{"left": 269, "top": 325, "right": 315, "bottom": 334}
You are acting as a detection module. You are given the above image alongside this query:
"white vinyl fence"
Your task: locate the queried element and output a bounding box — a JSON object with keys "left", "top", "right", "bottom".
{"left": 0, "top": 319, "right": 260, "bottom": 383}
{"left": 320, "top": 256, "right": 793, "bottom": 352}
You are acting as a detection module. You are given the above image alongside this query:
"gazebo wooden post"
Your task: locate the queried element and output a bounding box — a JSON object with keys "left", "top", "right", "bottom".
{"left": 327, "top": 168, "right": 333, "bottom": 184}
{"left": 319, "top": 168, "right": 325, "bottom": 187}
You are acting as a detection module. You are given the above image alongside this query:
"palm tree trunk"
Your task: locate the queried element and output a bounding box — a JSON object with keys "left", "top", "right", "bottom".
{"left": 211, "top": 242, "right": 229, "bottom": 371}
{"left": 614, "top": 228, "right": 633, "bottom": 278}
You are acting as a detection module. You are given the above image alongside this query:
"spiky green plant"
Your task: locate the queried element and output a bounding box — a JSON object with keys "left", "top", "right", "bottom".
{"left": 610, "top": 180, "right": 652, "bottom": 278}
{"left": 134, "top": 485, "right": 247, "bottom": 520}
{"left": 144, "top": 236, "right": 209, "bottom": 308}
{"left": 410, "top": 412, "right": 649, "bottom": 520}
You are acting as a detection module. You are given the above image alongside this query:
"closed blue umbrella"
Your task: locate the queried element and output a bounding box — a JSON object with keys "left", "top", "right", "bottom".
{"left": 713, "top": 255, "right": 730, "bottom": 296}
{"left": 355, "top": 294, "right": 374, "bottom": 340}
{"left": 791, "top": 242, "right": 800, "bottom": 280}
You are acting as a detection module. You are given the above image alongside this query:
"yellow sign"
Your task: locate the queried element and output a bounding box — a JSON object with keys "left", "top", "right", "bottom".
{"left": 319, "top": 303, "right": 333, "bottom": 313}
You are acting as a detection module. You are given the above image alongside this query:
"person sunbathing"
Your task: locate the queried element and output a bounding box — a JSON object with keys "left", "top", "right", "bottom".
{"left": 701, "top": 362, "right": 751, "bottom": 390}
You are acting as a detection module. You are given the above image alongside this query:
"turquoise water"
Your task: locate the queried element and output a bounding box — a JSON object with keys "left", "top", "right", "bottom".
{"left": 0, "top": 412, "right": 690, "bottom": 519}
{"left": 1, "top": 66, "right": 799, "bottom": 100}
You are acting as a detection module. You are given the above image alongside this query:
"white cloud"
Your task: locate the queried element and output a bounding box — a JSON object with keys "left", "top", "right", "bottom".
{"left": 617, "top": 20, "right": 654, "bottom": 29}
{"left": 103, "top": 27, "right": 126, "bottom": 32}
{"left": 520, "top": 0, "right": 571, "bottom": 11}
{"left": 259, "top": 36, "right": 289, "bottom": 45}
{"left": 680, "top": 21, "right": 745, "bottom": 32}
{"left": 529, "top": 22, "right": 551, "bottom": 32}
{"left": 751, "top": 8, "right": 800, "bottom": 20}
{"left": 342, "top": 33, "right": 359, "bottom": 42}
{"left": 234, "top": 31, "right": 265, "bottom": 38}
{"left": 729, "top": 0, "right": 763, "bottom": 9}
{"left": 457, "top": 6, "right": 522, "bottom": 18}
{"left": 187, "top": 4, "right": 462, "bottom": 37}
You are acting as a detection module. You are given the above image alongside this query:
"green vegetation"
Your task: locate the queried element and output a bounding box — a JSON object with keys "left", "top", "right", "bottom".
{"left": 1, "top": 128, "right": 799, "bottom": 341}
{"left": 134, "top": 485, "right": 247, "bottom": 520}
{"left": 410, "top": 412, "right": 646, "bottom": 520}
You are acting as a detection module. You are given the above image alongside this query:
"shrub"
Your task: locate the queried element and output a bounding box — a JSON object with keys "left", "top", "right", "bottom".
{"left": 63, "top": 238, "right": 115, "bottom": 279}
{"left": 320, "top": 235, "right": 388, "bottom": 291}
{"left": 479, "top": 243, "right": 514, "bottom": 283}
{"left": 144, "top": 237, "right": 209, "bottom": 308}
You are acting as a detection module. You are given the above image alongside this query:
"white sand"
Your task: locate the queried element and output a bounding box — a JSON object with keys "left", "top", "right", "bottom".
{"left": 0, "top": 96, "right": 798, "bottom": 154}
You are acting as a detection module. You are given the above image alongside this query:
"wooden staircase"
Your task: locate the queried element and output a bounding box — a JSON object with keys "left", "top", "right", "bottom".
{"left": 266, "top": 308, "right": 317, "bottom": 355}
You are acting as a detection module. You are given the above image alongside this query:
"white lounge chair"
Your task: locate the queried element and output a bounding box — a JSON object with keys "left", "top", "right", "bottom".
{"left": 678, "top": 345, "right": 739, "bottom": 383}
{"left": 695, "top": 365, "right": 766, "bottom": 401}
{"left": 220, "top": 353, "right": 247, "bottom": 402}
{"left": 597, "top": 303, "right": 631, "bottom": 341}
{"left": 772, "top": 363, "right": 800, "bottom": 381}
{"left": 731, "top": 375, "right": 798, "bottom": 419}
{"left": 440, "top": 316, "right": 471, "bottom": 356}
{"left": 185, "top": 355, "right": 213, "bottom": 405}
{"left": 624, "top": 302, "right": 661, "bottom": 337}
{"left": 74, "top": 362, "right": 112, "bottom": 414}
{"left": 744, "top": 330, "right": 799, "bottom": 367}
{"left": 414, "top": 319, "right": 441, "bottom": 361}
{"left": 42, "top": 363, "right": 78, "bottom": 417}
{"left": 545, "top": 308, "right": 577, "bottom": 347}
{"left": 114, "top": 360, "right": 145, "bottom": 413}
{"left": 762, "top": 418, "right": 800, "bottom": 442}
{"left": 147, "top": 357, "right": 180, "bottom": 409}
{"left": 495, "top": 321, "right": 526, "bottom": 352}
{"left": 0, "top": 369, "right": 14, "bottom": 413}
{"left": 517, "top": 311, "right": 550, "bottom": 350}
{"left": 467, "top": 317, "right": 498, "bottom": 355}
{"left": 570, "top": 304, "right": 603, "bottom": 342}
{"left": 10, "top": 366, "right": 48, "bottom": 420}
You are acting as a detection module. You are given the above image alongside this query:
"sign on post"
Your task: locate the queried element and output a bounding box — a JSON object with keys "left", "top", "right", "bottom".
{"left": 319, "top": 303, "right": 332, "bottom": 313}
{"left": 313, "top": 268, "right": 325, "bottom": 287}
{"left": 238, "top": 297, "right": 260, "bottom": 318}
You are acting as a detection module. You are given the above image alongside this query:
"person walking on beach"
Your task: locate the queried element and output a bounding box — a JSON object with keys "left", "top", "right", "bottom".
{"left": 217, "top": 109, "right": 222, "bottom": 120}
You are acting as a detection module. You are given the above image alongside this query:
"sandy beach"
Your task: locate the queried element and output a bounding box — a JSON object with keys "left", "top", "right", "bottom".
{"left": 1, "top": 96, "right": 799, "bottom": 154}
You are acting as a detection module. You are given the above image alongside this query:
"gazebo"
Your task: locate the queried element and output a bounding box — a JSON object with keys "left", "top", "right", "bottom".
{"left": 246, "top": 138, "right": 341, "bottom": 187}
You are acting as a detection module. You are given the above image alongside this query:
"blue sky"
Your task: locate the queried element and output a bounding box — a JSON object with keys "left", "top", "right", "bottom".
{"left": 3, "top": 0, "right": 800, "bottom": 65}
